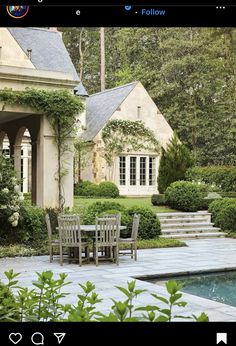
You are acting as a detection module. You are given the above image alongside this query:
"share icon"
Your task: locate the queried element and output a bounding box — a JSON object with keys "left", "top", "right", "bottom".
{"left": 53, "top": 333, "right": 66, "bottom": 344}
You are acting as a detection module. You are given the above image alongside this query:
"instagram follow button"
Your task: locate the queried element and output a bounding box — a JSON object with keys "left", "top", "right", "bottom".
{"left": 140, "top": 8, "right": 166, "bottom": 16}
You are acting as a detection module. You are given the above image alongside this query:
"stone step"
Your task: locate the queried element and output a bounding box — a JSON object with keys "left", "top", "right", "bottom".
{"left": 161, "top": 222, "right": 214, "bottom": 229}
{"left": 160, "top": 217, "right": 211, "bottom": 224}
{"left": 161, "top": 227, "right": 220, "bottom": 234}
{"left": 161, "top": 232, "right": 226, "bottom": 239}
{"left": 161, "top": 227, "right": 221, "bottom": 234}
{"left": 157, "top": 211, "right": 211, "bottom": 219}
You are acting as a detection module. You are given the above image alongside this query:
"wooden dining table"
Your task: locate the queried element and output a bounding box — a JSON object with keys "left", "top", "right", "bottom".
{"left": 56, "top": 224, "right": 127, "bottom": 261}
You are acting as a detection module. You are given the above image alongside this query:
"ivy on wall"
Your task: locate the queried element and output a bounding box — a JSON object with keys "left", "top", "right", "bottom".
{"left": 0, "top": 88, "right": 84, "bottom": 210}
{"left": 102, "top": 119, "right": 160, "bottom": 166}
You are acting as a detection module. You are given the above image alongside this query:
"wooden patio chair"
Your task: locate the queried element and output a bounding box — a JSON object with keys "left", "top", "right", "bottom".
{"left": 119, "top": 214, "right": 140, "bottom": 261}
{"left": 93, "top": 217, "right": 120, "bottom": 266}
{"left": 58, "top": 214, "right": 90, "bottom": 266}
{"left": 45, "top": 213, "right": 60, "bottom": 263}
{"left": 100, "top": 213, "right": 121, "bottom": 255}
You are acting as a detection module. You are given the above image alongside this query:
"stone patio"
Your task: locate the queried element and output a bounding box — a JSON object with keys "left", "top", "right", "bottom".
{"left": 1, "top": 238, "right": 236, "bottom": 321}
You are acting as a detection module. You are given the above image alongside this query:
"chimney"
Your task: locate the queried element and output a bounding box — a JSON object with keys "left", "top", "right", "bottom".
{"left": 27, "top": 49, "right": 32, "bottom": 60}
{"left": 49, "top": 27, "right": 58, "bottom": 32}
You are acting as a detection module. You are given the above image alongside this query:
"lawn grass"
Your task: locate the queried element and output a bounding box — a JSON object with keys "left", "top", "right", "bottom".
{"left": 73, "top": 196, "right": 175, "bottom": 213}
{"left": 0, "top": 237, "right": 186, "bottom": 258}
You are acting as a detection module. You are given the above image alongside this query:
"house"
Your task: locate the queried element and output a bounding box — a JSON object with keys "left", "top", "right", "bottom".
{"left": 0, "top": 27, "right": 174, "bottom": 203}
{"left": 0, "top": 27, "right": 83, "bottom": 207}
{"left": 79, "top": 81, "right": 174, "bottom": 196}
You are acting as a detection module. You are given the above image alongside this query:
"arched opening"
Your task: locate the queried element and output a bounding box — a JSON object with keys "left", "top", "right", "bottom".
{"left": 0, "top": 131, "right": 11, "bottom": 157}
{"left": 14, "top": 127, "right": 32, "bottom": 196}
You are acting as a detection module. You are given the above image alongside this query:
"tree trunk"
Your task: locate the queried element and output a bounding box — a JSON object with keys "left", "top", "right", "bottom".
{"left": 100, "top": 27, "right": 106, "bottom": 91}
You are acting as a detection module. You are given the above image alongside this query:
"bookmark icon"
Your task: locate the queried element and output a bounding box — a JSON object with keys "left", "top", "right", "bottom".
{"left": 53, "top": 333, "right": 66, "bottom": 344}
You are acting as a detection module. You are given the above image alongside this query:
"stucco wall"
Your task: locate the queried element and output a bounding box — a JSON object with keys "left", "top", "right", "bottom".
{"left": 0, "top": 28, "right": 35, "bottom": 69}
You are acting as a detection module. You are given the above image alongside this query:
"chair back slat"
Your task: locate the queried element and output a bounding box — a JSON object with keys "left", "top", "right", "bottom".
{"left": 45, "top": 214, "right": 52, "bottom": 241}
{"left": 58, "top": 215, "right": 81, "bottom": 246}
{"left": 96, "top": 217, "right": 120, "bottom": 246}
{"left": 131, "top": 214, "right": 140, "bottom": 240}
{"left": 103, "top": 213, "right": 121, "bottom": 225}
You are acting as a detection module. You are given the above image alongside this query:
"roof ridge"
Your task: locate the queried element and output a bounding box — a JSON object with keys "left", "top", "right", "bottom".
{"left": 90, "top": 81, "right": 138, "bottom": 97}
{"left": 23, "top": 27, "right": 59, "bottom": 33}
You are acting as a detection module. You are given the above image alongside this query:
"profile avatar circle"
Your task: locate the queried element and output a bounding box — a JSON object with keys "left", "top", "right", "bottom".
{"left": 7, "top": 5, "right": 30, "bottom": 19}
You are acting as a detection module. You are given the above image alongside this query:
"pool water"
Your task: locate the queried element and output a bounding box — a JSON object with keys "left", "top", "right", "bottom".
{"left": 149, "top": 271, "right": 236, "bottom": 307}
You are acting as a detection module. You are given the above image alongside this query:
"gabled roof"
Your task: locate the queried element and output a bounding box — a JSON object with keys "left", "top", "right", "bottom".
{"left": 74, "top": 83, "right": 89, "bottom": 97}
{"left": 81, "top": 81, "right": 138, "bottom": 141}
{"left": 8, "top": 27, "right": 79, "bottom": 81}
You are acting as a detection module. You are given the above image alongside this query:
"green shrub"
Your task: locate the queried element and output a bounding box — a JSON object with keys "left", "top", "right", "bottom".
{"left": 208, "top": 198, "right": 236, "bottom": 220}
{"left": 151, "top": 194, "right": 166, "bottom": 206}
{"left": 217, "top": 204, "right": 236, "bottom": 231}
{"left": 83, "top": 202, "right": 160, "bottom": 239}
{"left": 165, "top": 181, "right": 208, "bottom": 212}
{"left": 99, "top": 209, "right": 132, "bottom": 238}
{"left": 158, "top": 132, "right": 194, "bottom": 193}
{"left": 74, "top": 181, "right": 119, "bottom": 198}
{"left": 0, "top": 281, "right": 18, "bottom": 321}
{"left": 209, "top": 198, "right": 236, "bottom": 231}
{"left": 186, "top": 166, "right": 236, "bottom": 192}
{"left": 74, "top": 181, "right": 93, "bottom": 196}
{"left": 126, "top": 206, "right": 161, "bottom": 239}
{"left": 0, "top": 155, "right": 23, "bottom": 231}
{"left": 83, "top": 183, "right": 100, "bottom": 197}
{"left": 17, "top": 204, "right": 46, "bottom": 244}
{"left": 98, "top": 182, "right": 119, "bottom": 198}
{"left": 83, "top": 201, "right": 125, "bottom": 224}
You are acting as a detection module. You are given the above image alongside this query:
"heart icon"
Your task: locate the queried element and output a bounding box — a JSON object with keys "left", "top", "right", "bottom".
{"left": 9, "top": 333, "right": 23, "bottom": 345}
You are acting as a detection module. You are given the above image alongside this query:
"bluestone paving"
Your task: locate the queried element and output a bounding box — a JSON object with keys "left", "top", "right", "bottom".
{"left": 1, "top": 238, "right": 236, "bottom": 321}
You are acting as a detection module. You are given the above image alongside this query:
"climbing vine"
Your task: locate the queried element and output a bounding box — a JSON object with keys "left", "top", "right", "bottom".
{"left": 0, "top": 88, "right": 84, "bottom": 210}
{"left": 102, "top": 120, "right": 160, "bottom": 166}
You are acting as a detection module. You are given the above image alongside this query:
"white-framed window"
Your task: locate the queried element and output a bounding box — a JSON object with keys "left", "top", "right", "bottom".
{"left": 119, "top": 156, "right": 126, "bottom": 185}
{"left": 119, "top": 155, "right": 156, "bottom": 187}
{"left": 140, "top": 157, "right": 146, "bottom": 185}
{"left": 130, "top": 156, "right": 137, "bottom": 185}
{"left": 149, "top": 157, "right": 156, "bottom": 186}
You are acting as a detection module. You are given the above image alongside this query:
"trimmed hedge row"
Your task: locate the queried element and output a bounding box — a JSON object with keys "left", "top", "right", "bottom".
{"left": 74, "top": 181, "right": 119, "bottom": 198}
{"left": 186, "top": 166, "right": 236, "bottom": 192}
{"left": 209, "top": 198, "right": 236, "bottom": 232}
{"left": 82, "top": 201, "right": 161, "bottom": 239}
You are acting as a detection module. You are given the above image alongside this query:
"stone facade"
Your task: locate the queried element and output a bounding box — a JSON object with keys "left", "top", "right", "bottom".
{"left": 80, "top": 82, "right": 174, "bottom": 196}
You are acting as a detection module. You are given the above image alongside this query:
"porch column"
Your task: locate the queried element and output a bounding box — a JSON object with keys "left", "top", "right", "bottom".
{"left": 13, "top": 144, "right": 22, "bottom": 180}
{"left": 31, "top": 140, "right": 37, "bottom": 205}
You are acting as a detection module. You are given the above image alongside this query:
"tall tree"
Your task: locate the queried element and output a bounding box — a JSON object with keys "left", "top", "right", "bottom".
{"left": 100, "top": 27, "right": 106, "bottom": 91}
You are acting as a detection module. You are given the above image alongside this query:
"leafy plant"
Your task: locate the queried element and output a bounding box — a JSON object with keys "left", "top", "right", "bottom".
{"left": 0, "top": 88, "right": 84, "bottom": 210}
{"left": 102, "top": 120, "right": 160, "bottom": 166}
{"left": 0, "top": 270, "right": 208, "bottom": 322}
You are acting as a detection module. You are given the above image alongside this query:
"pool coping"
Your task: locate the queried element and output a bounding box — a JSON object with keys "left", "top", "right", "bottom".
{"left": 134, "top": 266, "right": 236, "bottom": 281}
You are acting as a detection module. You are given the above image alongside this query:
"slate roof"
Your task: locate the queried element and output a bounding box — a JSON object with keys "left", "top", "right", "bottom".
{"left": 74, "top": 83, "right": 89, "bottom": 97}
{"left": 81, "top": 81, "right": 138, "bottom": 141}
{"left": 8, "top": 27, "right": 79, "bottom": 81}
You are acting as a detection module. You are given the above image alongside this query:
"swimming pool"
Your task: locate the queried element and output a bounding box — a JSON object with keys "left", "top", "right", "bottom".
{"left": 147, "top": 270, "right": 236, "bottom": 307}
